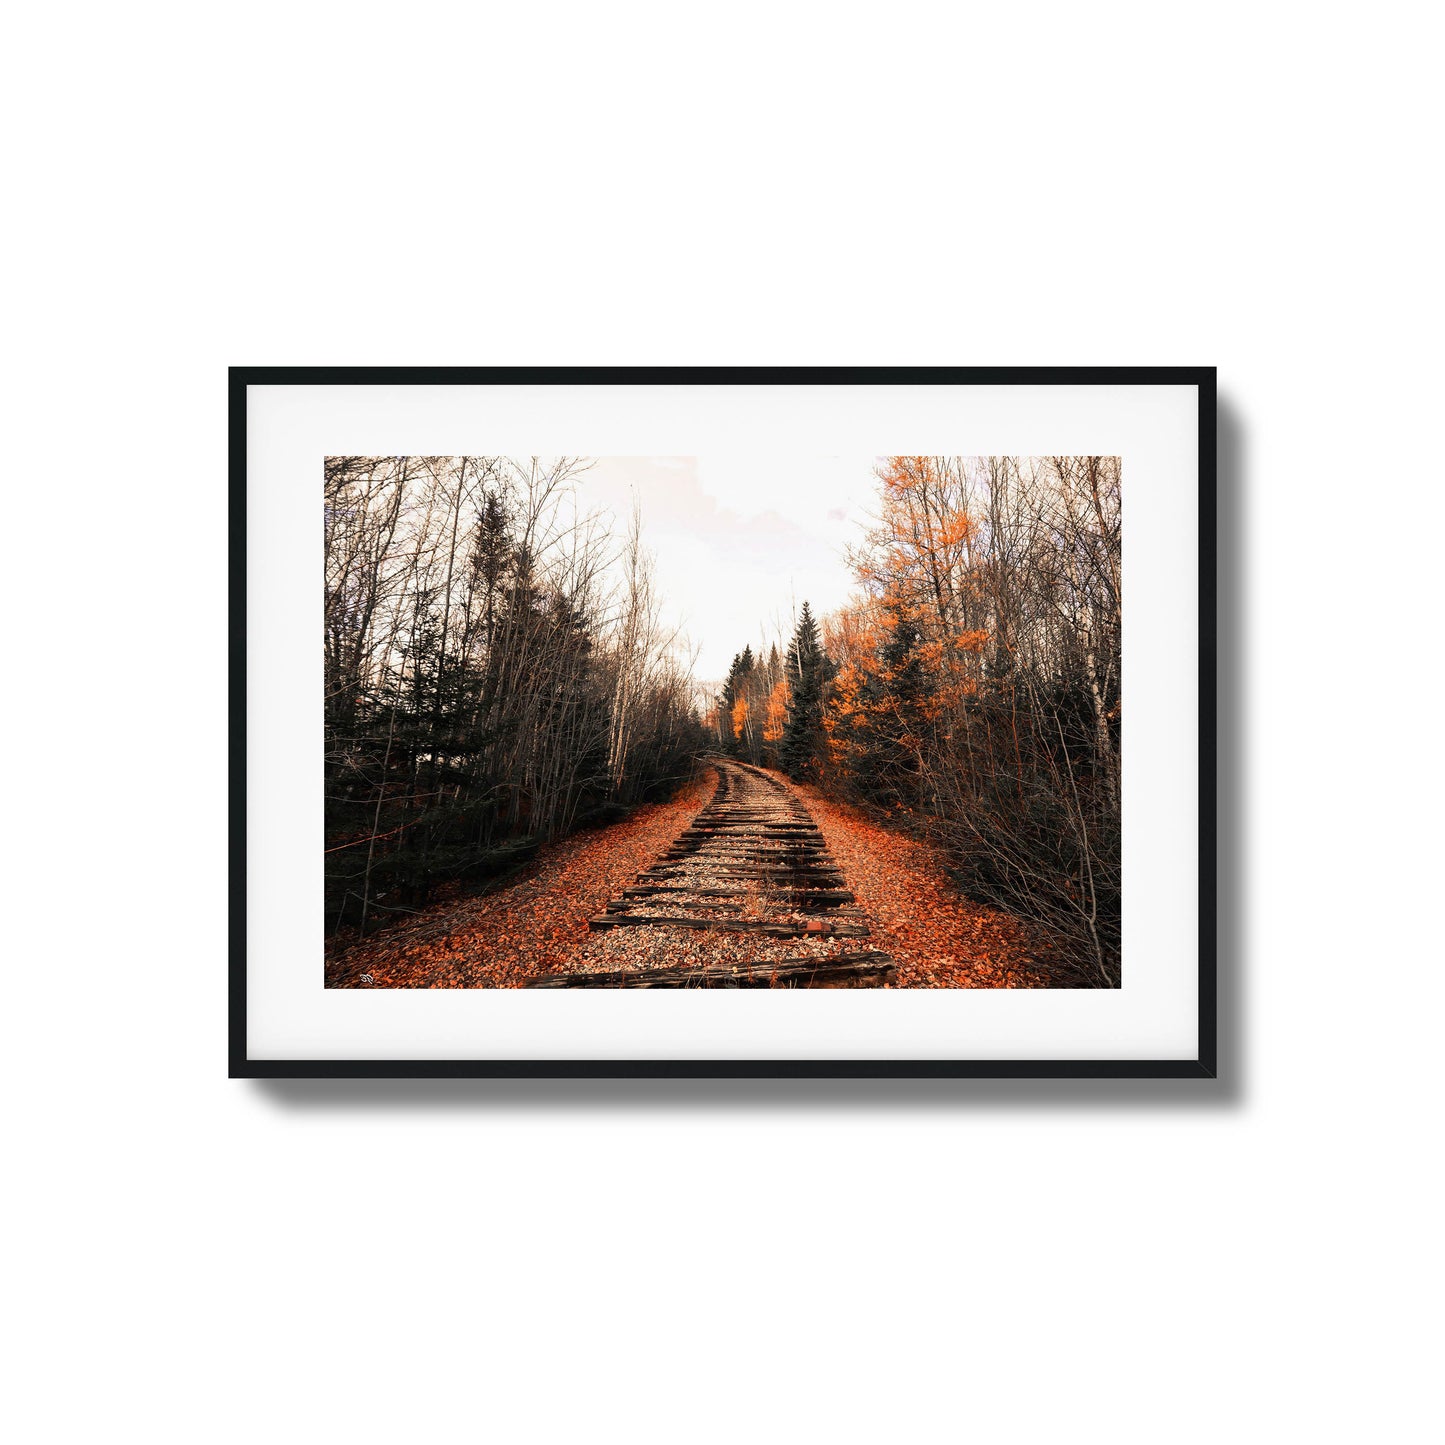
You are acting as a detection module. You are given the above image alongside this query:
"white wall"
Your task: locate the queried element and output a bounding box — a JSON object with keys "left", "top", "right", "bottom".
{"left": 7, "top": 4, "right": 1437, "bottom": 1443}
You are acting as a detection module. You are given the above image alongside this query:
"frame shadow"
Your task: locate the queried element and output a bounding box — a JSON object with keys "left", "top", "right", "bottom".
{"left": 252, "top": 394, "right": 1246, "bottom": 1114}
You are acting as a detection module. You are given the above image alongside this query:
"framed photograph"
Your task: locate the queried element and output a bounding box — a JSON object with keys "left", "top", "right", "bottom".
{"left": 232, "top": 367, "right": 1215, "bottom": 1078}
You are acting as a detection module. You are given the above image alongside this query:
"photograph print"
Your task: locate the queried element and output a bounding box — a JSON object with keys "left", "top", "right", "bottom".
{"left": 323, "top": 453, "right": 1121, "bottom": 990}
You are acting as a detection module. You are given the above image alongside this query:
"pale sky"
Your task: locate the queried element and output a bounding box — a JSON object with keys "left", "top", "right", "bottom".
{"left": 575, "top": 456, "right": 877, "bottom": 683}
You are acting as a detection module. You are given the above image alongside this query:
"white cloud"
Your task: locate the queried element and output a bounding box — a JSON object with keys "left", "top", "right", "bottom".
{"left": 577, "top": 456, "right": 877, "bottom": 681}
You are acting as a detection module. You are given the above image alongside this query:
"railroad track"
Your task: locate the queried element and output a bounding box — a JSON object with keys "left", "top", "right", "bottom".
{"left": 527, "top": 759, "right": 894, "bottom": 988}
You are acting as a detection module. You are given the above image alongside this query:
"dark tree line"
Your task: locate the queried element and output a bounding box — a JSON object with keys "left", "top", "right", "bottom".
{"left": 324, "top": 457, "right": 705, "bottom": 936}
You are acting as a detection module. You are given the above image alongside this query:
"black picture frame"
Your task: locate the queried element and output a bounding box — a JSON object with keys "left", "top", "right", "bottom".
{"left": 230, "top": 366, "right": 1217, "bottom": 1080}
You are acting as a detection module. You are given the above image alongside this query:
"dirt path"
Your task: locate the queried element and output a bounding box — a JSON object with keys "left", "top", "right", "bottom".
{"left": 529, "top": 758, "right": 893, "bottom": 986}
{"left": 325, "top": 761, "right": 1058, "bottom": 988}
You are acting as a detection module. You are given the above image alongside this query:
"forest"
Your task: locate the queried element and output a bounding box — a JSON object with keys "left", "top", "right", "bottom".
{"left": 324, "top": 456, "right": 704, "bottom": 937}
{"left": 324, "top": 454, "right": 1121, "bottom": 987}
{"left": 707, "top": 456, "right": 1121, "bottom": 986}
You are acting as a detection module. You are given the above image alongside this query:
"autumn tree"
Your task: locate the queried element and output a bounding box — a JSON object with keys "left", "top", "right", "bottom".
{"left": 818, "top": 456, "right": 1122, "bottom": 985}
{"left": 719, "top": 646, "right": 755, "bottom": 760}
{"left": 762, "top": 674, "right": 789, "bottom": 753}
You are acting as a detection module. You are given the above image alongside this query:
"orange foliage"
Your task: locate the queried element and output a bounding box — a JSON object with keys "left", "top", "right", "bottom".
{"left": 875, "top": 455, "right": 936, "bottom": 493}
{"left": 936, "top": 510, "right": 974, "bottom": 550}
{"left": 730, "top": 695, "right": 750, "bottom": 740}
{"left": 762, "top": 678, "right": 789, "bottom": 743}
{"left": 856, "top": 457, "right": 976, "bottom": 618}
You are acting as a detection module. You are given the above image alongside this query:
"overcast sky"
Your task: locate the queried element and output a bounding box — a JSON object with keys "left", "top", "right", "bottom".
{"left": 574, "top": 456, "right": 878, "bottom": 683}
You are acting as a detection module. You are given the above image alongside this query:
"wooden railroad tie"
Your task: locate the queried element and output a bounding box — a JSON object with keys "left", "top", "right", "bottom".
{"left": 605, "top": 899, "right": 864, "bottom": 917}
{"left": 588, "top": 914, "right": 869, "bottom": 938}
{"left": 620, "top": 886, "right": 855, "bottom": 904}
{"left": 526, "top": 951, "right": 896, "bottom": 989}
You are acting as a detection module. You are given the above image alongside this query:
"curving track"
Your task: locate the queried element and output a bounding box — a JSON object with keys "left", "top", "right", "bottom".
{"left": 527, "top": 759, "right": 894, "bottom": 987}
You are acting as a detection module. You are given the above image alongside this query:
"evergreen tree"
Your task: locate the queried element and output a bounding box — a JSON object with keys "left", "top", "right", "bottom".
{"left": 780, "top": 601, "right": 831, "bottom": 780}
{"left": 872, "top": 596, "right": 929, "bottom": 808}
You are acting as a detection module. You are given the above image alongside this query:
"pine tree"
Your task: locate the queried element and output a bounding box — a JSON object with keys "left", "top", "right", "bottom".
{"left": 780, "top": 601, "right": 831, "bottom": 780}
{"left": 873, "top": 595, "right": 930, "bottom": 810}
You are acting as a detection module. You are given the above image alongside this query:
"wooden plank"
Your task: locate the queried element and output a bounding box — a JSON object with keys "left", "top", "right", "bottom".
{"left": 621, "top": 886, "right": 855, "bottom": 903}
{"left": 525, "top": 951, "right": 896, "bottom": 990}
{"left": 689, "top": 868, "right": 846, "bottom": 881}
{"left": 621, "top": 886, "right": 747, "bottom": 898}
{"left": 678, "top": 829, "right": 820, "bottom": 838}
{"left": 588, "top": 914, "right": 868, "bottom": 937}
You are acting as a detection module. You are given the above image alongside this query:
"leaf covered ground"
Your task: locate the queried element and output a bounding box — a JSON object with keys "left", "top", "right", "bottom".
{"left": 777, "top": 772, "right": 1063, "bottom": 988}
{"left": 325, "top": 765, "right": 1064, "bottom": 988}
{"left": 324, "top": 773, "right": 714, "bottom": 989}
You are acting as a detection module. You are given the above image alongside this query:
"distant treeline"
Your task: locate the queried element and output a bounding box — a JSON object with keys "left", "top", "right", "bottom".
{"left": 710, "top": 457, "right": 1122, "bottom": 986}
{"left": 324, "top": 456, "right": 704, "bottom": 936}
